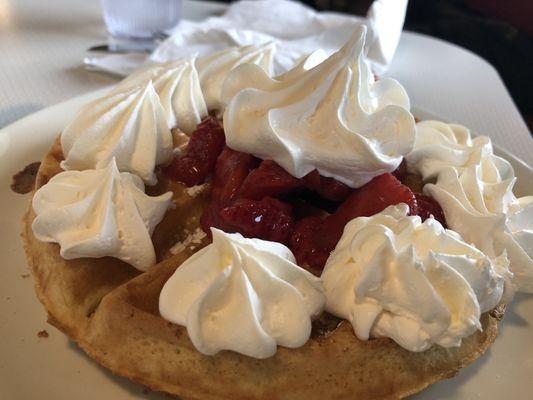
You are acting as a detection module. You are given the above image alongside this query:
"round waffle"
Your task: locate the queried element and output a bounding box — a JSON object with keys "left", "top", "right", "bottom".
{"left": 22, "top": 138, "right": 504, "bottom": 400}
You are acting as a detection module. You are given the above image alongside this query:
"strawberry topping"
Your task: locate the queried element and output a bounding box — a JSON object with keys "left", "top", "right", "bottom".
{"left": 239, "top": 160, "right": 302, "bottom": 200}
{"left": 202, "top": 154, "right": 293, "bottom": 244}
{"left": 290, "top": 173, "right": 418, "bottom": 273}
{"left": 163, "top": 117, "right": 225, "bottom": 186}
{"left": 302, "top": 171, "right": 353, "bottom": 202}
{"left": 392, "top": 159, "right": 408, "bottom": 182}
{"left": 239, "top": 160, "right": 353, "bottom": 202}
{"left": 289, "top": 216, "right": 326, "bottom": 276}
{"left": 221, "top": 197, "right": 294, "bottom": 244}
{"left": 182, "top": 128, "right": 448, "bottom": 276}
{"left": 415, "top": 193, "right": 447, "bottom": 227}
{"left": 212, "top": 147, "right": 259, "bottom": 206}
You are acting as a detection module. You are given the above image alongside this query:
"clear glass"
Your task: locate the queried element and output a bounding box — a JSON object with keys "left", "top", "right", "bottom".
{"left": 101, "top": 0, "right": 182, "bottom": 39}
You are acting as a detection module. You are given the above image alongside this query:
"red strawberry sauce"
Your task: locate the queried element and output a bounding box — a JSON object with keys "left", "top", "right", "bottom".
{"left": 165, "top": 119, "right": 446, "bottom": 275}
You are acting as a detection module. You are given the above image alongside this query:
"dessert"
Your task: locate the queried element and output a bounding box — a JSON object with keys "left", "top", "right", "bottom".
{"left": 32, "top": 158, "right": 172, "bottom": 271}
{"left": 222, "top": 28, "right": 414, "bottom": 188}
{"left": 22, "top": 25, "right": 531, "bottom": 399}
{"left": 112, "top": 58, "right": 207, "bottom": 134}
{"left": 407, "top": 121, "right": 533, "bottom": 293}
{"left": 61, "top": 82, "right": 172, "bottom": 185}
{"left": 322, "top": 204, "right": 510, "bottom": 352}
{"left": 196, "top": 42, "right": 275, "bottom": 112}
{"left": 160, "top": 228, "right": 325, "bottom": 359}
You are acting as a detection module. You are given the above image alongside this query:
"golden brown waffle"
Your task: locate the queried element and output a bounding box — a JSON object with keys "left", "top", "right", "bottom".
{"left": 22, "top": 138, "right": 504, "bottom": 400}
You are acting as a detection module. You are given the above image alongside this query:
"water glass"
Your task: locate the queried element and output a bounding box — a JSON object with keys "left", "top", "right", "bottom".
{"left": 101, "top": 0, "right": 183, "bottom": 40}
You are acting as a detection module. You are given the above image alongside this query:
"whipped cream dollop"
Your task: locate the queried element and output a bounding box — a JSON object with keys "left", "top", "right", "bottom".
{"left": 196, "top": 42, "right": 275, "bottom": 112}
{"left": 406, "top": 120, "right": 493, "bottom": 181}
{"left": 222, "top": 26, "right": 415, "bottom": 189}
{"left": 221, "top": 49, "right": 328, "bottom": 105}
{"left": 32, "top": 158, "right": 172, "bottom": 271}
{"left": 425, "top": 155, "right": 533, "bottom": 293}
{"left": 321, "top": 204, "right": 510, "bottom": 352}
{"left": 159, "top": 228, "right": 325, "bottom": 359}
{"left": 113, "top": 59, "right": 207, "bottom": 134}
{"left": 61, "top": 82, "right": 172, "bottom": 185}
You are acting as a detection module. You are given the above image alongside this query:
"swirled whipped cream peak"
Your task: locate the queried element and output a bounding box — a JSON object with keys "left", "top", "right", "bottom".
{"left": 222, "top": 25, "right": 415, "bottom": 189}
{"left": 405, "top": 120, "right": 493, "bottom": 180}
{"left": 196, "top": 42, "right": 275, "bottom": 112}
{"left": 322, "top": 204, "right": 510, "bottom": 352}
{"left": 112, "top": 58, "right": 208, "bottom": 134}
{"left": 61, "top": 81, "right": 173, "bottom": 185}
{"left": 425, "top": 154, "right": 533, "bottom": 293}
{"left": 221, "top": 49, "right": 328, "bottom": 105}
{"left": 32, "top": 158, "right": 172, "bottom": 271}
{"left": 159, "top": 228, "right": 325, "bottom": 359}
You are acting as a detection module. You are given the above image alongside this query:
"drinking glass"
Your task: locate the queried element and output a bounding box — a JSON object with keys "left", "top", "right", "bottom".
{"left": 101, "top": 0, "right": 182, "bottom": 40}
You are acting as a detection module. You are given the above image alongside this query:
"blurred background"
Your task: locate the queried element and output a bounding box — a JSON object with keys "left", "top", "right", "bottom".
{"left": 215, "top": 0, "right": 533, "bottom": 132}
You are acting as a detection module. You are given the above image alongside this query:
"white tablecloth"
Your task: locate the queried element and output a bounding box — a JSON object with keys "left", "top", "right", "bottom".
{"left": 0, "top": 0, "right": 226, "bottom": 127}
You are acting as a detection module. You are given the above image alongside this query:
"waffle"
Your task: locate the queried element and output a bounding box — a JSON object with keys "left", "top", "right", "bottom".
{"left": 22, "top": 138, "right": 504, "bottom": 400}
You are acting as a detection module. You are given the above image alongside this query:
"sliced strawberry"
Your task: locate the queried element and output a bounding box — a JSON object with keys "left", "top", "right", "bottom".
{"left": 200, "top": 203, "right": 229, "bottom": 237}
{"left": 392, "top": 159, "right": 407, "bottom": 182}
{"left": 302, "top": 170, "right": 353, "bottom": 202}
{"left": 238, "top": 159, "right": 353, "bottom": 203}
{"left": 415, "top": 193, "right": 447, "bottom": 227}
{"left": 239, "top": 160, "right": 303, "bottom": 200}
{"left": 219, "top": 197, "right": 294, "bottom": 244}
{"left": 163, "top": 116, "right": 225, "bottom": 186}
{"left": 289, "top": 173, "right": 418, "bottom": 274}
{"left": 289, "top": 216, "right": 327, "bottom": 276}
{"left": 317, "top": 173, "right": 417, "bottom": 251}
{"left": 212, "top": 147, "right": 259, "bottom": 206}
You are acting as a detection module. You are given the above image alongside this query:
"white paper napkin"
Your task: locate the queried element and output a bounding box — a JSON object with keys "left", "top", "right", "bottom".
{"left": 83, "top": 53, "right": 148, "bottom": 77}
{"left": 85, "top": 0, "right": 407, "bottom": 77}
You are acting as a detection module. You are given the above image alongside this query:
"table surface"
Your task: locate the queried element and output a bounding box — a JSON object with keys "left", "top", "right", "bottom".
{"left": 0, "top": 0, "right": 227, "bottom": 128}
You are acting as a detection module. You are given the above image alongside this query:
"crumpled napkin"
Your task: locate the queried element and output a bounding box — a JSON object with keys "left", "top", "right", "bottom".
{"left": 85, "top": 0, "right": 407, "bottom": 77}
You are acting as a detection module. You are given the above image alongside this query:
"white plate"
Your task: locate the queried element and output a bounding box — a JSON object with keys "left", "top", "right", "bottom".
{"left": 0, "top": 91, "right": 531, "bottom": 400}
